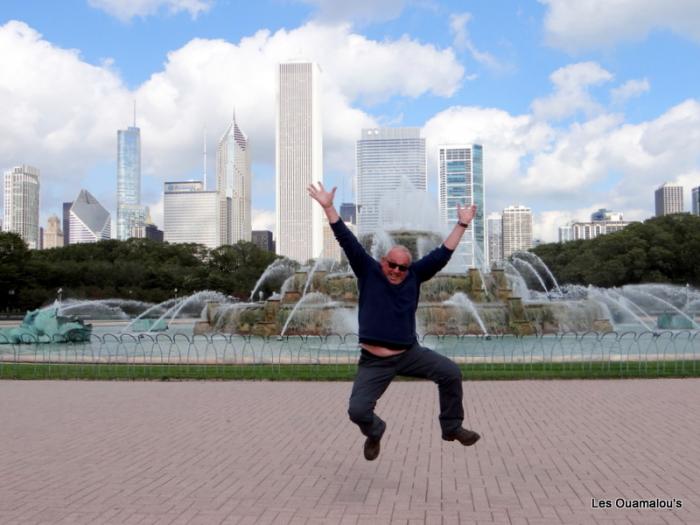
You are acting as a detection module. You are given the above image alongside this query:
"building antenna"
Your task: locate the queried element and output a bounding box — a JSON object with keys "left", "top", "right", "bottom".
{"left": 133, "top": 100, "right": 136, "bottom": 127}
{"left": 202, "top": 127, "right": 207, "bottom": 191}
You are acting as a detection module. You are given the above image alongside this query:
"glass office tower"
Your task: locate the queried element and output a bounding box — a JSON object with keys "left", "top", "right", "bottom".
{"left": 117, "top": 126, "right": 142, "bottom": 240}
{"left": 437, "top": 144, "right": 485, "bottom": 269}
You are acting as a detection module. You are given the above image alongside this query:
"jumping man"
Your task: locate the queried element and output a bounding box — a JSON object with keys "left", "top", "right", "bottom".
{"left": 308, "top": 182, "right": 481, "bottom": 461}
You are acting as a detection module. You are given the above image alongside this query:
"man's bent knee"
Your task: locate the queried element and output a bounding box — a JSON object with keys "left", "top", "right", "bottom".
{"left": 348, "top": 402, "right": 373, "bottom": 425}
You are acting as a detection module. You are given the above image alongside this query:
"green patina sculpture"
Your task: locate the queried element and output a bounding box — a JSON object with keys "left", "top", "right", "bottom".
{"left": 0, "top": 307, "right": 92, "bottom": 344}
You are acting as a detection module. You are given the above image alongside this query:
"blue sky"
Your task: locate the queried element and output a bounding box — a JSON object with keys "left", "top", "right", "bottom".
{"left": 1, "top": 0, "right": 699, "bottom": 241}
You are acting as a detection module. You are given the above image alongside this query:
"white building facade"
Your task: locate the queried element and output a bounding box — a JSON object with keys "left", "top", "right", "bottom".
{"left": 276, "top": 61, "right": 323, "bottom": 263}
{"left": 486, "top": 212, "right": 502, "bottom": 267}
{"left": 356, "top": 128, "right": 426, "bottom": 237}
{"left": 502, "top": 205, "right": 533, "bottom": 259}
{"left": 3, "top": 165, "right": 40, "bottom": 249}
{"left": 437, "top": 144, "right": 484, "bottom": 269}
{"left": 69, "top": 190, "right": 111, "bottom": 244}
{"left": 217, "top": 113, "right": 251, "bottom": 245}
{"left": 654, "top": 183, "right": 684, "bottom": 216}
{"left": 163, "top": 181, "right": 219, "bottom": 248}
{"left": 692, "top": 186, "right": 699, "bottom": 216}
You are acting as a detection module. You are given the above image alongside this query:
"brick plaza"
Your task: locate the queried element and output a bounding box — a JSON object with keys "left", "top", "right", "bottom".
{"left": 1, "top": 379, "right": 698, "bottom": 524}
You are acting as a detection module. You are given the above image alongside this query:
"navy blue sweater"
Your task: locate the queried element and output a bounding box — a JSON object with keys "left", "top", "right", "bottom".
{"left": 330, "top": 219, "right": 453, "bottom": 348}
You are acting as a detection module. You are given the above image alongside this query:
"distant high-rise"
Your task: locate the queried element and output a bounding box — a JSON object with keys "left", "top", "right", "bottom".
{"left": 117, "top": 124, "right": 143, "bottom": 240}
{"left": 43, "top": 215, "right": 64, "bottom": 249}
{"left": 276, "top": 61, "right": 323, "bottom": 262}
{"left": 131, "top": 208, "right": 163, "bottom": 242}
{"left": 356, "top": 128, "right": 426, "bottom": 237}
{"left": 558, "top": 223, "right": 573, "bottom": 243}
{"left": 251, "top": 230, "right": 274, "bottom": 252}
{"left": 437, "top": 145, "right": 484, "bottom": 269}
{"left": 69, "top": 190, "right": 111, "bottom": 244}
{"left": 692, "top": 186, "right": 699, "bottom": 216}
{"left": 654, "top": 183, "right": 683, "bottom": 216}
{"left": 217, "top": 113, "right": 251, "bottom": 245}
{"left": 486, "top": 213, "right": 502, "bottom": 266}
{"left": 3, "top": 165, "right": 40, "bottom": 249}
{"left": 163, "top": 181, "right": 219, "bottom": 248}
{"left": 502, "top": 205, "right": 533, "bottom": 259}
{"left": 62, "top": 202, "right": 72, "bottom": 245}
{"left": 570, "top": 209, "right": 630, "bottom": 240}
{"left": 339, "top": 203, "right": 357, "bottom": 225}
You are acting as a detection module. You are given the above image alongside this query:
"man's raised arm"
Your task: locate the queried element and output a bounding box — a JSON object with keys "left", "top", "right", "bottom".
{"left": 307, "top": 182, "right": 372, "bottom": 277}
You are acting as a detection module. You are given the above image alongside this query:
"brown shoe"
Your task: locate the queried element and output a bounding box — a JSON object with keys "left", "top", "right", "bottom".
{"left": 443, "top": 428, "right": 480, "bottom": 446}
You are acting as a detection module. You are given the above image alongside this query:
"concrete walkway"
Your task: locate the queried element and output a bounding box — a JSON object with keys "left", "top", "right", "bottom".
{"left": 0, "top": 379, "right": 698, "bottom": 524}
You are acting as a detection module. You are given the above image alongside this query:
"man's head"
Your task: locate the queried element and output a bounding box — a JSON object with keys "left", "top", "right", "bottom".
{"left": 380, "top": 245, "right": 412, "bottom": 285}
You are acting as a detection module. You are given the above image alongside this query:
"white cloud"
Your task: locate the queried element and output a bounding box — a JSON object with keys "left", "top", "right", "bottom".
{"left": 252, "top": 209, "right": 276, "bottom": 235}
{"left": 449, "top": 12, "right": 508, "bottom": 72}
{"left": 541, "top": 0, "right": 700, "bottom": 52}
{"left": 424, "top": 96, "right": 700, "bottom": 242}
{"left": 87, "top": 0, "right": 213, "bottom": 21}
{"left": 531, "top": 62, "right": 613, "bottom": 121}
{"left": 611, "top": 78, "right": 650, "bottom": 106}
{"left": 297, "top": 0, "right": 407, "bottom": 24}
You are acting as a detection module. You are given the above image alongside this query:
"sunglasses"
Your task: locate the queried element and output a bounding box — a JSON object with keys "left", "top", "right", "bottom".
{"left": 386, "top": 261, "right": 409, "bottom": 272}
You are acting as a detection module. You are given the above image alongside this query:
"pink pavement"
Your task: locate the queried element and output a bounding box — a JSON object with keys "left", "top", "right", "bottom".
{"left": 0, "top": 379, "right": 698, "bottom": 524}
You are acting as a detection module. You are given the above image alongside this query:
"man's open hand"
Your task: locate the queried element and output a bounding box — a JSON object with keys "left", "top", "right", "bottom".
{"left": 307, "top": 182, "right": 337, "bottom": 209}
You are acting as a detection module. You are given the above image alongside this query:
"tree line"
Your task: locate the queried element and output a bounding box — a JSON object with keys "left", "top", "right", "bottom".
{"left": 0, "top": 233, "right": 287, "bottom": 312}
{"left": 531, "top": 214, "right": 700, "bottom": 288}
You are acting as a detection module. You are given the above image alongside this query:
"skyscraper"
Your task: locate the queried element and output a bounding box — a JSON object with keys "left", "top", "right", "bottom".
{"left": 339, "top": 203, "right": 357, "bottom": 224}
{"left": 117, "top": 124, "right": 142, "bottom": 240}
{"left": 69, "top": 190, "right": 111, "bottom": 244}
{"left": 43, "top": 215, "right": 64, "bottom": 249}
{"left": 276, "top": 61, "right": 323, "bottom": 262}
{"left": 62, "top": 201, "right": 72, "bottom": 245}
{"left": 437, "top": 144, "right": 484, "bottom": 269}
{"left": 486, "top": 213, "right": 503, "bottom": 266}
{"left": 501, "top": 205, "right": 533, "bottom": 259}
{"left": 217, "top": 113, "right": 251, "bottom": 245}
{"left": 692, "top": 186, "right": 699, "bottom": 216}
{"left": 654, "top": 183, "right": 684, "bottom": 216}
{"left": 163, "top": 181, "right": 219, "bottom": 248}
{"left": 356, "top": 128, "right": 426, "bottom": 237}
{"left": 3, "top": 165, "right": 40, "bottom": 249}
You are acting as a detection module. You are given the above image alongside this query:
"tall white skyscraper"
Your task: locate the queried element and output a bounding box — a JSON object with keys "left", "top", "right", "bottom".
{"left": 217, "top": 113, "right": 251, "bottom": 245}
{"left": 692, "top": 186, "right": 700, "bottom": 216}
{"left": 654, "top": 183, "right": 684, "bottom": 216}
{"left": 163, "top": 181, "right": 219, "bottom": 248}
{"left": 3, "top": 165, "right": 40, "bottom": 249}
{"left": 117, "top": 124, "right": 143, "bottom": 240}
{"left": 69, "top": 189, "right": 111, "bottom": 244}
{"left": 276, "top": 61, "right": 323, "bottom": 262}
{"left": 486, "top": 212, "right": 502, "bottom": 266}
{"left": 356, "top": 128, "right": 426, "bottom": 237}
{"left": 437, "top": 144, "right": 484, "bottom": 269}
{"left": 502, "top": 205, "right": 533, "bottom": 259}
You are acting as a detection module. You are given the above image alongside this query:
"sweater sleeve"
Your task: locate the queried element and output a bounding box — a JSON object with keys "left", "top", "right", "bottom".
{"left": 329, "top": 219, "right": 373, "bottom": 278}
{"left": 411, "top": 244, "right": 454, "bottom": 283}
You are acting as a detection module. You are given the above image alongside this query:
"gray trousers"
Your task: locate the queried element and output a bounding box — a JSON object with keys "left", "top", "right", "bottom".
{"left": 348, "top": 342, "right": 464, "bottom": 440}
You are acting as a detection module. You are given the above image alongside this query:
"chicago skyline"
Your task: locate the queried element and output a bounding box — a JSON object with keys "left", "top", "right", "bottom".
{"left": 2, "top": 1, "right": 700, "bottom": 246}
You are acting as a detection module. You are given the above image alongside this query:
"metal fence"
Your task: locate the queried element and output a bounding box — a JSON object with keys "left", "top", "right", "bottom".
{"left": 1, "top": 331, "right": 699, "bottom": 380}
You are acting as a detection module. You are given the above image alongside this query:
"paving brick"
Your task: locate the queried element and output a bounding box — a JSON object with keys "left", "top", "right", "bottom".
{"left": 0, "top": 379, "right": 699, "bottom": 524}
